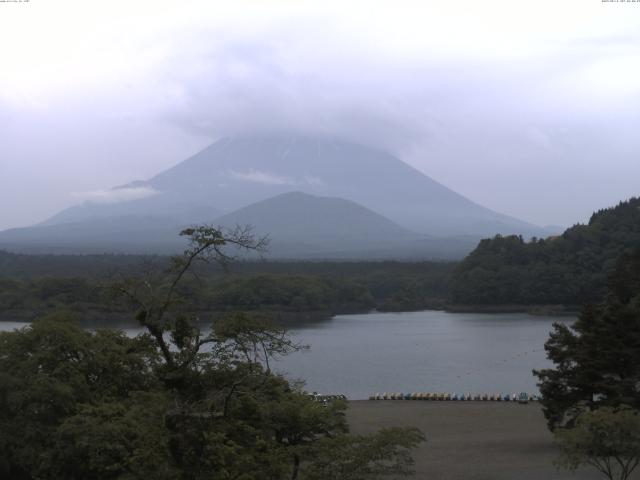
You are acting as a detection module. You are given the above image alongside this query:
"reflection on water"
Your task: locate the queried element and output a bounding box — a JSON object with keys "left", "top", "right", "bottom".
{"left": 0, "top": 311, "right": 573, "bottom": 400}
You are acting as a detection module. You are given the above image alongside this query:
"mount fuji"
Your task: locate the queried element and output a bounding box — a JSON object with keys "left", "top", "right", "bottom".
{"left": 0, "top": 135, "right": 547, "bottom": 258}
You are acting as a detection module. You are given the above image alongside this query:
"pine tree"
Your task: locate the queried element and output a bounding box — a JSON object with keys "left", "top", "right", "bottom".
{"left": 534, "top": 250, "right": 640, "bottom": 430}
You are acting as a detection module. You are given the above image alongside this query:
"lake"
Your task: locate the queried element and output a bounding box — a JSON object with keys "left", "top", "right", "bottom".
{"left": 0, "top": 311, "right": 572, "bottom": 400}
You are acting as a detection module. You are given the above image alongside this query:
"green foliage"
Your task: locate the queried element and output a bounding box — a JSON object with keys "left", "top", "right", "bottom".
{"left": 302, "top": 427, "right": 425, "bottom": 480}
{"left": 50, "top": 392, "right": 176, "bottom": 480}
{"left": 207, "top": 275, "right": 375, "bottom": 313}
{"left": 0, "top": 226, "right": 425, "bottom": 479}
{"left": 0, "top": 312, "right": 422, "bottom": 480}
{"left": 534, "top": 250, "right": 640, "bottom": 430}
{"left": 0, "top": 277, "right": 107, "bottom": 322}
{"left": 0, "top": 314, "right": 161, "bottom": 479}
{"left": 452, "top": 197, "right": 640, "bottom": 306}
{"left": 555, "top": 407, "right": 640, "bottom": 480}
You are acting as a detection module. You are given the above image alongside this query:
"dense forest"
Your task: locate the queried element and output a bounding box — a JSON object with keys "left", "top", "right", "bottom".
{"left": 451, "top": 197, "right": 640, "bottom": 307}
{"left": 0, "top": 254, "right": 454, "bottom": 324}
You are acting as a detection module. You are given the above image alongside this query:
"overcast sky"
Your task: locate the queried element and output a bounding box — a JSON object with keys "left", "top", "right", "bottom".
{"left": 1, "top": 0, "right": 639, "bottom": 230}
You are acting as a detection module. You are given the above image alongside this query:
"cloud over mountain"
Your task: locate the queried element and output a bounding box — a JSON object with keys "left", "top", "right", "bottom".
{"left": 1, "top": 1, "right": 639, "bottom": 231}
{"left": 70, "top": 186, "right": 160, "bottom": 204}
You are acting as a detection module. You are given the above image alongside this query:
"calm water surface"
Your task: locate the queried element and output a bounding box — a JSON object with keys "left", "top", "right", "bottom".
{"left": 0, "top": 311, "right": 572, "bottom": 400}
{"left": 276, "top": 311, "right": 571, "bottom": 399}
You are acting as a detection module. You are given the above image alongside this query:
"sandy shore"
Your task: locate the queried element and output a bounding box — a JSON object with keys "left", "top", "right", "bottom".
{"left": 347, "top": 401, "right": 638, "bottom": 480}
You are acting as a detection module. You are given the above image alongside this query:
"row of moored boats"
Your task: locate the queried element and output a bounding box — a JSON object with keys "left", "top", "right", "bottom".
{"left": 369, "top": 392, "right": 538, "bottom": 402}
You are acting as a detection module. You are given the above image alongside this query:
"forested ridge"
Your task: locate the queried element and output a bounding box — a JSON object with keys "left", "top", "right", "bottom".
{"left": 451, "top": 197, "right": 640, "bottom": 306}
{"left": 0, "top": 256, "right": 453, "bottom": 324}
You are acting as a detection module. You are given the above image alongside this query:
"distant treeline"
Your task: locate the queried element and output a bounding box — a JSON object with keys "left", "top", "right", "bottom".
{"left": 451, "top": 197, "right": 640, "bottom": 306}
{"left": 0, "top": 251, "right": 152, "bottom": 278}
{"left": 0, "top": 255, "right": 454, "bottom": 324}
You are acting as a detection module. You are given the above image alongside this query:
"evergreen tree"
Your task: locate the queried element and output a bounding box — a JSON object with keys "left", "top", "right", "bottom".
{"left": 452, "top": 197, "right": 640, "bottom": 306}
{"left": 534, "top": 250, "right": 640, "bottom": 430}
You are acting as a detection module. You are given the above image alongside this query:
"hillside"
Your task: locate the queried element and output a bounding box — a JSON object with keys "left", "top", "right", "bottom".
{"left": 213, "top": 191, "right": 473, "bottom": 259}
{"left": 216, "top": 191, "right": 414, "bottom": 240}
{"left": 450, "top": 197, "right": 640, "bottom": 306}
{"left": 0, "top": 191, "right": 477, "bottom": 259}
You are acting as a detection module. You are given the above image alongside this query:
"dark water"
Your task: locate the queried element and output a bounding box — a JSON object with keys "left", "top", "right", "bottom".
{"left": 0, "top": 311, "right": 572, "bottom": 400}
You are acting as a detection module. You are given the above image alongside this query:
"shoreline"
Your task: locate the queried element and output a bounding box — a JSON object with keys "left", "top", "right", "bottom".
{"left": 444, "top": 304, "right": 579, "bottom": 316}
{"left": 0, "top": 306, "right": 578, "bottom": 327}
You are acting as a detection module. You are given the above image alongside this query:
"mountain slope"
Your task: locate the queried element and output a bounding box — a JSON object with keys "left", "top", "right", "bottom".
{"left": 213, "top": 191, "right": 440, "bottom": 258}
{"left": 215, "top": 191, "right": 415, "bottom": 244}
{"left": 44, "top": 135, "right": 543, "bottom": 237}
{"left": 0, "top": 192, "right": 478, "bottom": 258}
